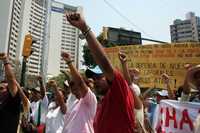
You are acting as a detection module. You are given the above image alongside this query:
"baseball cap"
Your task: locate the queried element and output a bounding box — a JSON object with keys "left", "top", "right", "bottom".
{"left": 85, "top": 65, "right": 103, "bottom": 78}
{"left": 157, "top": 90, "right": 168, "bottom": 97}
{"left": 30, "top": 87, "right": 40, "bottom": 93}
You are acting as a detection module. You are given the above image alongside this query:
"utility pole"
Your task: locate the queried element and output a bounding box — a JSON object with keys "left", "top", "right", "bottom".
{"left": 20, "top": 34, "right": 36, "bottom": 86}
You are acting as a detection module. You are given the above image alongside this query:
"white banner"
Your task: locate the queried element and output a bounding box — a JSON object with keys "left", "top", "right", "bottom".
{"left": 153, "top": 100, "right": 200, "bottom": 133}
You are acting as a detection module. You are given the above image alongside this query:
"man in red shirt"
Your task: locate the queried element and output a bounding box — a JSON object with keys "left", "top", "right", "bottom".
{"left": 66, "top": 13, "right": 135, "bottom": 133}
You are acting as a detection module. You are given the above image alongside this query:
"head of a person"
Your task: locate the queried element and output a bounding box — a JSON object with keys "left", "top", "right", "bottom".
{"left": 156, "top": 90, "right": 168, "bottom": 103}
{"left": 69, "top": 80, "right": 82, "bottom": 99}
{"left": 83, "top": 77, "right": 94, "bottom": 91}
{"left": 189, "top": 65, "right": 200, "bottom": 91}
{"left": 54, "top": 88, "right": 65, "bottom": 105}
{"left": 85, "top": 66, "right": 109, "bottom": 96}
{"left": 0, "top": 81, "right": 8, "bottom": 94}
{"left": 30, "top": 87, "right": 41, "bottom": 102}
{"left": 129, "top": 68, "right": 140, "bottom": 81}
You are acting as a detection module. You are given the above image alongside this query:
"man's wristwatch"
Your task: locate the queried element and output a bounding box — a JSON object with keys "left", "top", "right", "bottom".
{"left": 79, "top": 27, "right": 91, "bottom": 40}
{"left": 3, "top": 59, "right": 10, "bottom": 65}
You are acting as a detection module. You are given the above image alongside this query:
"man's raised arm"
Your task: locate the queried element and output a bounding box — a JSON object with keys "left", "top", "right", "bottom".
{"left": 0, "top": 53, "right": 18, "bottom": 97}
{"left": 66, "top": 13, "right": 114, "bottom": 82}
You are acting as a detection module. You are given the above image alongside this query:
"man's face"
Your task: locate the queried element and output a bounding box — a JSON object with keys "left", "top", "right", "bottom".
{"left": 93, "top": 75, "right": 109, "bottom": 95}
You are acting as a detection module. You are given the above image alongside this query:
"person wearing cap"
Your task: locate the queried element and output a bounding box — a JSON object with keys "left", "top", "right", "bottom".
{"left": 61, "top": 52, "right": 97, "bottom": 133}
{"left": 181, "top": 64, "right": 200, "bottom": 102}
{"left": 66, "top": 13, "right": 135, "bottom": 133}
{"left": 0, "top": 53, "right": 21, "bottom": 133}
{"left": 45, "top": 80, "right": 67, "bottom": 133}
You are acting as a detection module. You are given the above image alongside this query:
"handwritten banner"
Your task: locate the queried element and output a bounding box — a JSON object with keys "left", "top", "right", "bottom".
{"left": 105, "top": 43, "right": 200, "bottom": 89}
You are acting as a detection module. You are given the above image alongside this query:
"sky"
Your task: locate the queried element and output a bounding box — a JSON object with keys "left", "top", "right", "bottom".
{"left": 57, "top": 0, "right": 200, "bottom": 43}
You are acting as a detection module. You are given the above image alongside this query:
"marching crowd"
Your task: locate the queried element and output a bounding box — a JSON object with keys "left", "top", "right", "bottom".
{"left": 0, "top": 12, "right": 200, "bottom": 133}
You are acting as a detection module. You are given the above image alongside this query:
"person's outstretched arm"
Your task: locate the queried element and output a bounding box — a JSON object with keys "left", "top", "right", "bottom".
{"left": 0, "top": 53, "right": 18, "bottom": 97}
{"left": 61, "top": 52, "right": 88, "bottom": 97}
{"left": 37, "top": 75, "right": 46, "bottom": 99}
{"left": 48, "top": 80, "right": 67, "bottom": 114}
{"left": 66, "top": 13, "right": 114, "bottom": 82}
{"left": 161, "top": 73, "right": 176, "bottom": 100}
{"left": 118, "top": 52, "right": 142, "bottom": 109}
{"left": 118, "top": 52, "right": 132, "bottom": 85}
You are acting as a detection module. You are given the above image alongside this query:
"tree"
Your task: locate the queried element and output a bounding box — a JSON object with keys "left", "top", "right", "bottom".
{"left": 49, "top": 70, "right": 70, "bottom": 89}
{"left": 82, "top": 33, "right": 114, "bottom": 67}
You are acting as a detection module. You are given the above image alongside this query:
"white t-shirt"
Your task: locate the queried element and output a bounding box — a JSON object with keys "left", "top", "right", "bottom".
{"left": 130, "top": 83, "right": 141, "bottom": 96}
{"left": 46, "top": 102, "right": 65, "bottom": 133}
{"left": 66, "top": 93, "right": 78, "bottom": 113}
{"left": 30, "top": 95, "right": 49, "bottom": 125}
{"left": 62, "top": 89, "right": 97, "bottom": 133}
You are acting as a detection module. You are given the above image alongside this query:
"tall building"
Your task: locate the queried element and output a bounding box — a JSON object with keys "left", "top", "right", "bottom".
{"left": 19, "top": 0, "right": 49, "bottom": 76}
{"left": 170, "top": 12, "right": 200, "bottom": 43}
{"left": 0, "top": 0, "right": 50, "bottom": 81}
{"left": 47, "top": 0, "right": 82, "bottom": 77}
{"left": 0, "top": 0, "right": 24, "bottom": 80}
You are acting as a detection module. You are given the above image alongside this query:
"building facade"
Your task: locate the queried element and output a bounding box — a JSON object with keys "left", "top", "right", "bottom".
{"left": 0, "top": 0, "right": 24, "bottom": 80}
{"left": 19, "top": 0, "right": 49, "bottom": 76}
{"left": 170, "top": 12, "right": 200, "bottom": 43}
{"left": 102, "top": 27, "right": 142, "bottom": 46}
{"left": 47, "top": 0, "right": 82, "bottom": 77}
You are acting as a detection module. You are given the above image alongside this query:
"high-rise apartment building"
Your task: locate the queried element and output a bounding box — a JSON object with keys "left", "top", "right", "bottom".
{"left": 0, "top": 0, "right": 82, "bottom": 80}
{"left": 47, "top": 1, "right": 82, "bottom": 77}
{"left": 170, "top": 12, "right": 200, "bottom": 42}
{"left": 19, "top": 0, "right": 49, "bottom": 76}
{"left": 0, "top": 0, "right": 24, "bottom": 80}
{"left": 0, "top": 0, "right": 49, "bottom": 78}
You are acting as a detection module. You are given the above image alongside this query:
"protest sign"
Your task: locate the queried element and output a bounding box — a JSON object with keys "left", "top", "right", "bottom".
{"left": 105, "top": 43, "right": 200, "bottom": 89}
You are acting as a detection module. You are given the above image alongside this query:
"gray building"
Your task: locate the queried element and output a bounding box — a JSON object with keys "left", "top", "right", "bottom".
{"left": 170, "top": 12, "right": 200, "bottom": 43}
{"left": 103, "top": 27, "right": 142, "bottom": 45}
{"left": 0, "top": 0, "right": 24, "bottom": 80}
{"left": 46, "top": 1, "right": 82, "bottom": 78}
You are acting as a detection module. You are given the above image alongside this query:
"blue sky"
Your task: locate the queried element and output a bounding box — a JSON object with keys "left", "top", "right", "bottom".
{"left": 57, "top": 0, "right": 200, "bottom": 43}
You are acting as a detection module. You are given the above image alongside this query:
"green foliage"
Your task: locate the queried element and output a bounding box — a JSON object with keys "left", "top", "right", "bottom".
{"left": 83, "top": 44, "right": 96, "bottom": 67}
{"left": 49, "top": 71, "right": 70, "bottom": 89}
{"left": 82, "top": 33, "right": 115, "bottom": 67}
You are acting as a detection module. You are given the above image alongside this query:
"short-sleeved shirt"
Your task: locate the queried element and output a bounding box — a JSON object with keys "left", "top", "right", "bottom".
{"left": 0, "top": 90, "right": 21, "bottom": 133}
{"left": 62, "top": 89, "right": 97, "bottom": 133}
{"left": 46, "top": 102, "right": 65, "bottom": 133}
{"left": 94, "top": 70, "right": 135, "bottom": 133}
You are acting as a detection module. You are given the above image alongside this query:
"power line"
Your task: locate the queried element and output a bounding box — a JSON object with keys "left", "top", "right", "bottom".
{"left": 103, "top": 0, "right": 154, "bottom": 39}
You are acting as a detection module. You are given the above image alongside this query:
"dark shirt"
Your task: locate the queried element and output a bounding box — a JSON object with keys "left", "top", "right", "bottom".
{"left": 0, "top": 90, "right": 21, "bottom": 133}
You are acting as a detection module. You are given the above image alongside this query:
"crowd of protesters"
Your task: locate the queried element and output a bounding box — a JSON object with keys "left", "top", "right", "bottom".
{"left": 0, "top": 12, "right": 200, "bottom": 133}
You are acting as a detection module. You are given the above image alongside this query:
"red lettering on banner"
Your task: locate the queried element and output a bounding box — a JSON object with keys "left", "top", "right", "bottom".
{"left": 179, "top": 109, "right": 193, "bottom": 131}
{"left": 165, "top": 107, "right": 178, "bottom": 128}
